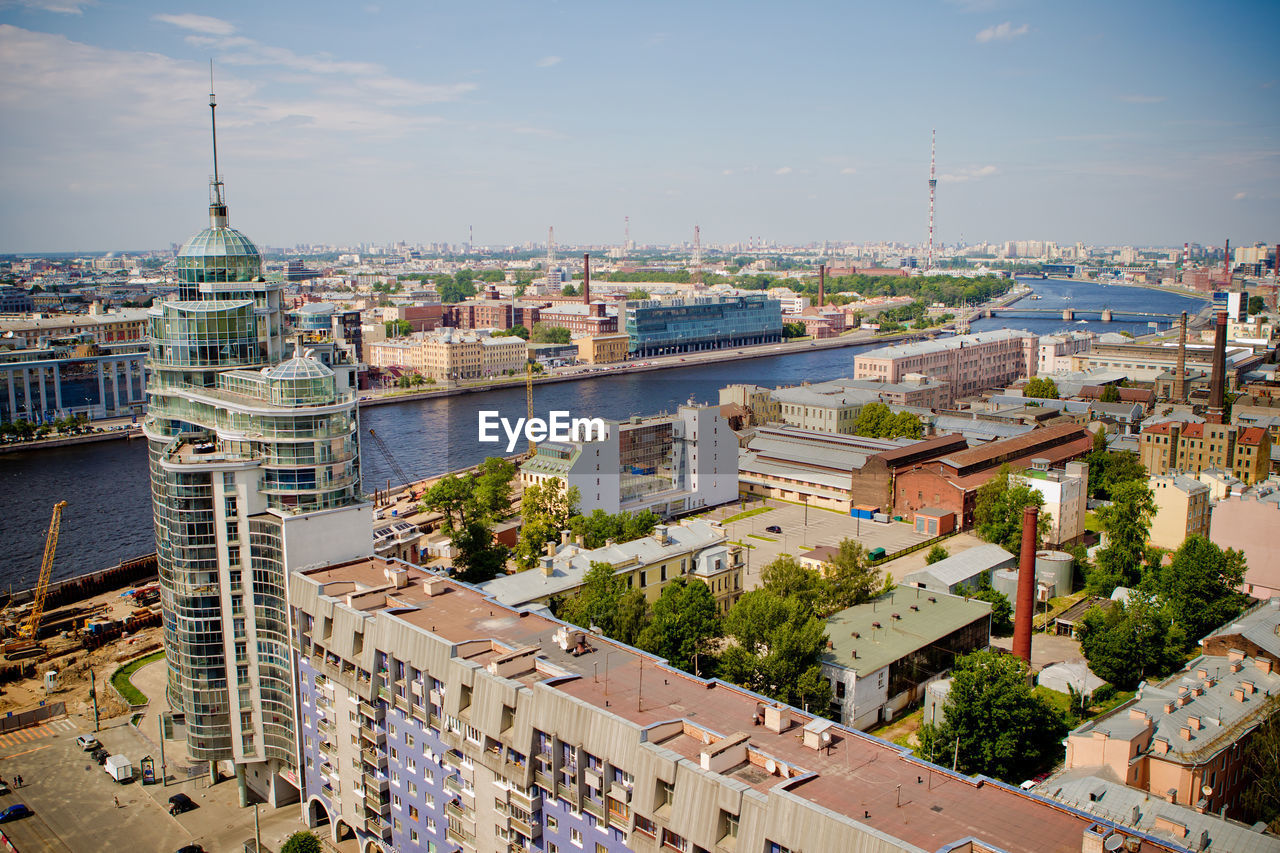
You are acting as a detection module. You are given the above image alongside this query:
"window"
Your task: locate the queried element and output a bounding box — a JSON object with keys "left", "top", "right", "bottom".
{"left": 570, "top": 828, "right": 583, "bottom": 847}
{"left": 657, "top": 779, "right": 674, "bottom": 808}
{"left": 719, "top": 810, "right": 739, "bottom": 841}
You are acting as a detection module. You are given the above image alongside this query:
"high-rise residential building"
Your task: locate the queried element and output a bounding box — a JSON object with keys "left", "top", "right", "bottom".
{"left": 145, "top": 95, "right": 372, "bottom": 804}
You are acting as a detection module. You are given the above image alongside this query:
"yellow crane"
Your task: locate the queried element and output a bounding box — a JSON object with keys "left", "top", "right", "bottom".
{"left": 20, "top": 501, "right": 67, "bottom": 641}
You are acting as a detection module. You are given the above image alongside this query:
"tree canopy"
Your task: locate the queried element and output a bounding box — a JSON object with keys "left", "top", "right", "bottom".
{"left": 1241, "top": 697, "right": 1280, "bottom": 828}
{"left": 514, "top": 479, "right": 579, "bottom": 568}
{"left": 916, "top": 650, "right": 1065, "bottom": 783}
{"left": 851, "top": 402, "right": 924, "bottom": 440}
{"left": 1085, "top": 429, "right": 1148, "bottom": 501}
{"left": 719, "top": 588, "right": 831, "bottom": 712}
{"left": 567, "top": 508, "right": 658, "bottom": 549}
{"left": 1088, "top": 479, "right": 1156, "bottom": 595}
{"left": 530, "top": 323, "right": 572, "bottom": 344}
{"left": 925, "top": 544, "right": 950, "bottom": 565}
{"left": 1023, "top": 377, "right": 1059, "bottom": 400}
{"left": 974, "top": 464, "right": 1050, "bottom": 553}
{"left": 1152, "top": 535, "right": 1248, "bottom": 642}
{"left": 280, "top": 832, "right": 323, "bottom": 853}
{"left": 637, "top": 579, "right": 720, "bottom": 674}
{"left": 1078, "top": 592, "right": 1185, "bottom": 690}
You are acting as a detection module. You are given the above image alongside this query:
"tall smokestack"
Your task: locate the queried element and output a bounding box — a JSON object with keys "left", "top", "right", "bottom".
{"left": 582, "top": 253, "right": 590, "bottom": 305}
{"left": 1174, "top": 311, "right": 1188, "bottom": 402}
{"left": 1207, "top": 310, "right": 1228, "bottom": 423}
{"left": 1223, "top": 239, "right": 1231, "bottom": 282}
{"left": 818, "top": 264, "right": 826, "bottom": 308}
{"left": 1012, "top": 505, "right": 1039, "bottom": 665}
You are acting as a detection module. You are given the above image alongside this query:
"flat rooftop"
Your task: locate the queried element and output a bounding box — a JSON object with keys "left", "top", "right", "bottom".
{"left": 296, "top": 557, "right": 1179, "bottom": 853}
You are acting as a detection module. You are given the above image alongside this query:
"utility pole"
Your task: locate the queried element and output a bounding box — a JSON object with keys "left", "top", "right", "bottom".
{"left": 89, "top": 669, "right": 99, "bottom": 732}
{"left": 254, "top": 802, "right": 261, "bottom": 852}
{"left": 159, "top": 712, "right": 166, "bottom": 787}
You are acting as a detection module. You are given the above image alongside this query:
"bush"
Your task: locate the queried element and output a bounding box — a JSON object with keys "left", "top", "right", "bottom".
{"left": 280, "top": 832, "right": 322, "bottom": 853}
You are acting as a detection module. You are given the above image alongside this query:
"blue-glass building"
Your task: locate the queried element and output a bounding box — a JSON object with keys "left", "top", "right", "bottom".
{"left": 624, "top": 295, "right": 782, "bottom": 357}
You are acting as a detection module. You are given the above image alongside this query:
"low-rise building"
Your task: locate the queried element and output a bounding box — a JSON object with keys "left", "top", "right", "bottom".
{"left": 538, "top": 302, "right": 618, "bottom": 334}
{"left": 520, "top": 404, "right": 737, "bottom": 517}
{"left": 1147, "top": 474, "right": 1211, "bottom": 550}
{"left": 1202, "top": 597, "right": 1280, "bottom": 667}
{"left": 895, "top": 423, "right": 1095, "bottom": 529}
{"left": 902, "top": 543, "right": 1016, "bottom": 595}
{"left": 1038, "top": 330, "right": 1096, "bottom": 374}
{"left": 479, "top": 520, "right": 743, "bottom": 614}
{"left": 1140, "top": 421, "right": 1271, "bottom": 485}
{"left": 366, "top": 329, "right": 528, "bottom": 381}
{"left": 573, "top": 332, "right": 629, "bottom": 364}
{"left": 718, "top": 383, "right": 778, "bottom": 426}
{"left": 820, "top": 587, "right": 992, "bottom": 729}
{"left": 290, "top": 556, "right": 1186, "bottom": 853}
{"left": 624, "top": 294, "right": 782, "bottom": 357}
{"left": 0, "top": 306, "right": 150, "bottom": 348}
{"left": 1064, "top": 652, "right": 1280, "bottom": 818}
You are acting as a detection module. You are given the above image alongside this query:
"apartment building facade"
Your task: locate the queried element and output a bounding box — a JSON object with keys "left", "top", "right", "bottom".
{"left": 574, "top": 333, "right": 629, "bottom": 365}
{"left": 1012, "top": 460, "right": 1089, "bottom": 547}
{"left": 853, "top": 330, "right": 1038, "bottom": 406}
{"left": 1139, "top": 422, "right": 1271, "bottom": 485}
{"left": 1147, "top": 474, "right": 1211, "bottom": 550}
{"left": 367, "top": 330, "right": 528, "bottom": 381}
{"left": 290, "top": 556, "right": 1192, "bottom": 853}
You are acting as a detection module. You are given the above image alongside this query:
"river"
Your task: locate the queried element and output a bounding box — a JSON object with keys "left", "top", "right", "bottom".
{"left": 0, "top": 277, "right": 1207, "bottom": 589}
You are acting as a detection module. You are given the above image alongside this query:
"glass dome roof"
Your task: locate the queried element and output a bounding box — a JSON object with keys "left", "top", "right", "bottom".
{"left": 265, "top": 356, "right": 334, "bottom": 381}
{"left": 175, "top": 225, "right": 263, "bottom": 284}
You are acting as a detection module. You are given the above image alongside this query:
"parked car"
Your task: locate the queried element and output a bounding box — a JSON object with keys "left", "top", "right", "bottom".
{"left": 92, "top": 747, "right": 109, "bottom": 764}
{"left": 168, "top": 793, "right": 197, "bottom": 815}
{"left": 76, "top": 735, "right": 100, "bottom": 751}
{"left": 0, "top": 804, "right": 31, "bottom": 823}
{"left": 174, "top": 846, "right": 205, "bottom": 853}
{"left": 764, "top": 524, "right": 783, "bottom": 534}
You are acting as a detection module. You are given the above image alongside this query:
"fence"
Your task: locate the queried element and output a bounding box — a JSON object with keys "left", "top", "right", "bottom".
{"left": 0, "top": 701, "right": 66, "bottom": 734}
{"left": 869, "top": 530, "right": 959, "bottom": 568}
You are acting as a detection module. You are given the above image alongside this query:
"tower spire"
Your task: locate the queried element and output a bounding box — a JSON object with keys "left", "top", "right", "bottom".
{"left": 208, "top": 62, "right": 228, "bottom": 226}
{"left": 927, "top": 128, "right": 937, "bottom": 272}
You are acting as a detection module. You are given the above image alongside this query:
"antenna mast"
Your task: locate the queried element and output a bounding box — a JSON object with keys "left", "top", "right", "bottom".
{"left": 927, "top": 128, "right": 937, "bottom": 272}
{"left": 624, "top": 215, "right": 630, "bottom": 260}
{"left": 546, "top": 226, "right": 555, "bottom": 285}
{"left": 208, "top": 62, "right": 225, "bottom": 211}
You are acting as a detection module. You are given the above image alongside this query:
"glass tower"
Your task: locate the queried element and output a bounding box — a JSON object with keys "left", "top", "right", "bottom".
{"left": 146, "top": 92, "right": 372, "bottom": 805}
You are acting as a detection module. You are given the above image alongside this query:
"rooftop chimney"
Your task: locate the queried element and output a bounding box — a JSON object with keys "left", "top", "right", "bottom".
{"left": 1012, "top": 505, "right": 1039, "bottom": 665}
{"left": 1223, "top": 239, "right": 1231, "bottom": 282}
{"left": 1207, "top": 310, "right": 1227, "bottom": 423}
{"left": 1174, "top": 311, "right": 1187, "bottom": 402}
{"left": 582, "top": 253, "right": 591, "bottom": 305}
{"left": 818, "top": 264, "right": 826, "bottom": 308}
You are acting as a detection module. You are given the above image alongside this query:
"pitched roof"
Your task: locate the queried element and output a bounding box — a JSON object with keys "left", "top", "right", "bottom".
{"left": 936, "top": 423, "right": 1091, "bottom": 472}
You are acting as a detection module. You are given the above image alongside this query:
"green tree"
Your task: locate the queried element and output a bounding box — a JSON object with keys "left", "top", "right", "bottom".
{"left": 925, "top": 544, "right": 950, "bottom": 565}
{"left": 514, "top": 479, "right": 580, "bottom": 568}
{"left": 557, "top": 561, "right": 626, "bottom": 633}
{"left": 1089, "top": 479, "right": 1156, "bottom": 594}
{"left": 1085, "top": 429, "right": 1148, "bottom": 500}
{"left": 628, "top": 288, "right": 650, "bottom": 300}
{"left": 759, "top": 555, "right": 823, "bottom": 604}
{"left": 530, "top": 323, "right": 572, "bottom": 344}
{"left": 1247, "top": 295, "right": 1266, "bottom": 316}
{"left": 1078, "top": 592, "right": 1184, "bottom": 690}
{"left": 613, "top": 589, "right": 652, "bottom": 647}
{"left": 1154, "top": 535, "right": 1248, "bottom": 642}
{"left": 782, "top": 322, "right": 807, "bottom": 338}
{"left": 472, "top": 457, "right": 516, "bottom": 519}
{"left": 494, "top": 325, "right": 530, "bottom": 339}
{"left": 1023, "top": 377, "right": 1059, "bottom": 399}
{"left": 916, "top": 651, "right": 1065, "bottom": 783}
{"left": 383, "top": 319, "right": 413, "bottom": 338}
{"left": 719, "top": 589, "right": 831, "bottom": 711}
{"left": 637, "top": 579, "right": 720, "bottom": 674}
{"left": 851, "top": 402, "right": 924, "bottom": 440}
{"left": 567, "top": 508, "right": 658, "bottom": 549}
{"left": 1099, "top": 384, "right": 1121, "bottom": 403}
{"left": 438, "top": 277, "right": 476, "bottom": 303}
{"left": 956, "top": 574, "right": 1013, "bottom": 635}
{"left": 1240, "top": 697, "right": 1280, "bottom": 827}
{"left": 974, "top": 465, "right": 1050, "bottom": 553}
{"left": 451, "top": 519, "right": 509, "bottom": 583}
{"left": 818, "top": 538, "right": 892, "bottom": 613}
{"left": 280, "top": 831, "right": 323, "bottom": 853}
{"left": 561, "top": 282, "right": 578, "bottom": 296}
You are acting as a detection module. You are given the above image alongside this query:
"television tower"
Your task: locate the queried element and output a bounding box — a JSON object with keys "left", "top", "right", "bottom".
{"left": 546, "top": 226, "right": 555, "bottom": 283}
{"left": 624, "top": 216, "right": 631, "bottom": 258}
{"left": 927, "top": 128, "right": 937, "bottom": 272}
{"left": 692, "top": 225, "right": 703, "bottom": 287}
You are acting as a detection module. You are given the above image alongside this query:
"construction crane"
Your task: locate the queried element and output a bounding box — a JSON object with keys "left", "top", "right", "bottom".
{"left": 4, "top": 501, "right": 67, "bottom": 658}
{"left": 367, "top": 428, "right": 414, "bottom": 503}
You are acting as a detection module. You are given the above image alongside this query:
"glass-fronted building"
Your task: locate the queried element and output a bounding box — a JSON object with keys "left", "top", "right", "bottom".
{"left": 624, "top": 295, "right": 782, "bottom": 357}
{"left": 146, "top": 150, "right": 372, "bottom": 806}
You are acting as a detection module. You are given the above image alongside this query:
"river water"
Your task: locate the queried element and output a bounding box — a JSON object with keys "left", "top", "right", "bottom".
{"left": 0, "top": 277, "right": 1207, "bottom": 589}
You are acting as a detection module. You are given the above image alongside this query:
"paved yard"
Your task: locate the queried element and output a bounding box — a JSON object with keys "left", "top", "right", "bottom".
{"left": 706, "top": 499, "right": 934, "bottom": 589}
{"left": 990, "top": 632, "right": 1085, "bottom": 673}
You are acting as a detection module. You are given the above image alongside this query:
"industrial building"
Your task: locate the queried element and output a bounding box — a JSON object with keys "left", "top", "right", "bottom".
{"left": 902, "top": 543, "right": 1016, "bottom": 594}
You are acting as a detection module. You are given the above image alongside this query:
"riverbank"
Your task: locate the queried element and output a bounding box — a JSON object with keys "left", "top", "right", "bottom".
{"left": 0, "top": 425, "right": 142, "bottom": 456}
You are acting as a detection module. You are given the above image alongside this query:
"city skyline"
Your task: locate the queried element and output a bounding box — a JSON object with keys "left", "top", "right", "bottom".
{"left": 1, "top": 0, "right": 1277, "bottom": 253}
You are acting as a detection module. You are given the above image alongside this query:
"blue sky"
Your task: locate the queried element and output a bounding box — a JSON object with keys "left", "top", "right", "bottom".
{"left": 0, "top": 0, "right": 1276, "bottom": 252}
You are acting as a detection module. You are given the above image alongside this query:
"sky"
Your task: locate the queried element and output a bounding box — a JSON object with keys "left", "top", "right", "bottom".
{"left": 0, "top": 0, "right": 1277, "bottom": 253}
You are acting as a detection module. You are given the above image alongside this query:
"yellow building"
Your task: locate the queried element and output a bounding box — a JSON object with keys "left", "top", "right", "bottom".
{"left": 1148, "top": 474, "right": 1211, "bottom": 551}
{"left": 1139, "top": 421, "right": 1271, "bottom": 485}
{"left": 478, "top": 520, "right": 744, "bottom": 614}
{"left": 367, "top": 329, "right": 527, "bottom": 381}
{"left": 574, "top": 332, "right": 630, "bottom": 364}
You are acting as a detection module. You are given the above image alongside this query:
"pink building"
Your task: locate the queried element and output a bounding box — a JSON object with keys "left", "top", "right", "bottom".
{"left": 853, "top": 329, "right": 1038, "bottom": 406}
{"left": 1210, "top": 492, "right": 1280, "bottom": 599}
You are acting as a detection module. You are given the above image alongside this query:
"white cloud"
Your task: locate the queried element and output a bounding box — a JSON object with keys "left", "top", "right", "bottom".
{"left": 775, "top": 166, "right": 793, "bottom": 175}
{"left": 975, "top": 22, "right": 1029, "bottom": 43}
{"left": 840, "top": 167, "right": 857, "bottom": 175}
{"left": 536, "top": 55, "right": 562, "bottom": 68}
{"left": 3, "top": 0, "right": 95, "bottom": 14}
{"left": 153, "top": 13, "right": 236, "bottom": 36}
{"left": 940, "top": 165, "right": 998, "bottom": 183}
{"left": 1117, "top": 94, "right": 1166, "bottom": 104}
{"left": 1233, "top": 191, "right": 1247, "bottom": 200}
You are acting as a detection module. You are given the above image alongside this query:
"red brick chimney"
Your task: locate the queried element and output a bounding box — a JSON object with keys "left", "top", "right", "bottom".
{"left": 1207, "top": 310, "right": 1227, "bottom": 424}
{"left": 818, "top": 264, "right": 826, "bottom": 308}
{"left": 1012, "top": 505, "right": 1039, "bottom": 665}
{"left": 582, "top": 253, "right": 591, "bottom": 305}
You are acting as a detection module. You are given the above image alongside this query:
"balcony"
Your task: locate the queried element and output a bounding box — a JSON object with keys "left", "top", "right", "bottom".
{"left": 508, "top": 814, "right": 541, "bottom": 839}
{"left": 360, "top": 747, "right": 387, "bottom": 768}
{"left": 508, "top": 787, "right": 542, "bottom": 812}
{"left": 446, "top": 824, "right": 476, "bottom": 848}
{"left": 446, "top": 799, "right": 470, "bottom": 821}
{"left": 363, "top": 769, "right": 389, "bottom": 792}
{"left": 581, "top": 797, "right": 605, "bottom": 821}
{"left": 364, "top": 791, "right": 390, "bottom": 815}
{"left": 358, "top": 700, "right": 376, "bottom": 719}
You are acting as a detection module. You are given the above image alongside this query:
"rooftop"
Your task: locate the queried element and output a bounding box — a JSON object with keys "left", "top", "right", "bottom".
{"left": 820, "top": 586, "right": 993, "bottom": 677}
{"left": 856, "top": 328, "right": 1036, "bottom": 361}
{"left": 1205, "top": 598, "right": 1280, "bottom": 661}
{"left": 294, "top": 556, "right": 1174, "bottom": 853}
{"left": 903, "top": 543, "right": 1017, "bottom": 588}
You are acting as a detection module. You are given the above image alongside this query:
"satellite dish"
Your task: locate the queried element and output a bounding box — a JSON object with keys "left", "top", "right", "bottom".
{"left": 1103, "top": 834, "right": 1124, "bottom": 852}
{"left": 764, "top": 759, "right": 777, "bottom": 775}
{"left": 820, "top": 730, "right": 832, "bottom": 745}
{"left": 1201, "top": 785, "right": 1213, "bottom": 797}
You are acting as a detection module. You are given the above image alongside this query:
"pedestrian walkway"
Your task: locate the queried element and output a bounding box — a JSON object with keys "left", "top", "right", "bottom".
{"left": 0, "top": 718, "right": 75, "bottom": 749}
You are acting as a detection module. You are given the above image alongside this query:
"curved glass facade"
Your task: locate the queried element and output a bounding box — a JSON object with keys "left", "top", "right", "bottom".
{"left": 176, "top": 226, "right": 263, "bottom": 285}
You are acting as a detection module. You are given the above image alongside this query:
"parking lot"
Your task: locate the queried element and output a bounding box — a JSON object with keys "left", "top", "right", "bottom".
{"left": 0, "top": 664, "right": 309, "bottom": 853}
{"left": 706, "top": 498, "right": 934, "bottom": 588}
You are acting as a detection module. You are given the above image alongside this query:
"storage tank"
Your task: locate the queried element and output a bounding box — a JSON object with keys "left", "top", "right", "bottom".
{"left": 1035, "top": 550, "right": 1073, "bottom": 594}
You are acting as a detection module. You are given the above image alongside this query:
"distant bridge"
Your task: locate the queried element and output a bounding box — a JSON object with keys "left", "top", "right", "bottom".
{"left": 983, "top": 307, "right": 1183, "bottom": 322}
